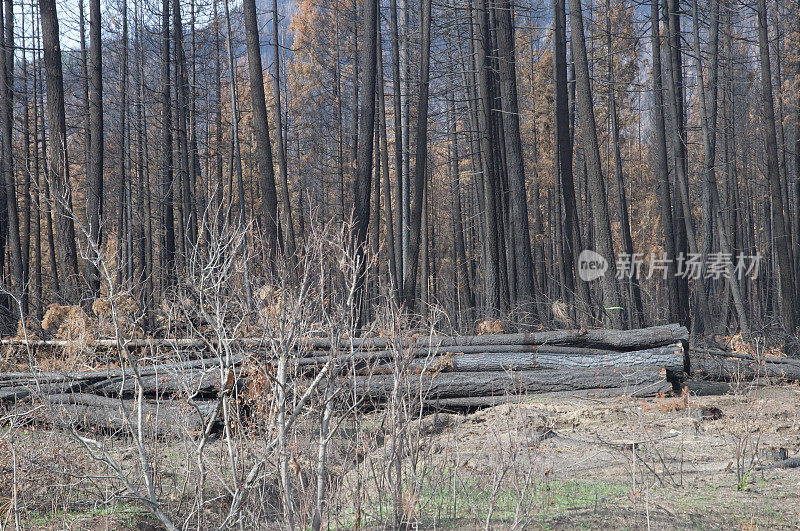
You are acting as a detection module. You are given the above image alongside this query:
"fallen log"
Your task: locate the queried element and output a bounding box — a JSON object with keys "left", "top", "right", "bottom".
{"left": 426, "top": 385, "right": 671, "bottom": 409}
{"left": 0, "top": 355, "right": 238, "bottom": 387}
{"left": 0, "top": 365, "right": 230, "bottom": 404}
{"left": 82, "top": 368, "right": 224, "bottom": 399}
{"left": 378, "top": 344, "right": 685, "bottom": 374}
{"left": 296, "top": 344, "right": 636, "bottom": 367}
{"left": 0, "top": 324, "right": 689, "bottom": 352}
{"left": 27, "top": 393, "right": 217, "bottom": 436}
{"left": 352, "top": 366, "right": 671, "bottom": 401}
{"left": 691, "top": 353, "right": 800, "bottom": 382}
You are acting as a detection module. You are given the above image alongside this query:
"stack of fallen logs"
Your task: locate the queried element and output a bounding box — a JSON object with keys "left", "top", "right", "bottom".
{"left": 0, "top": 324, "right": 690, "bottom": 434}
{"left": 343, "top": 324, "right": 689, "bottom": 407}
{"left": 688, "top": 345, "right": 800, "bottom": 395}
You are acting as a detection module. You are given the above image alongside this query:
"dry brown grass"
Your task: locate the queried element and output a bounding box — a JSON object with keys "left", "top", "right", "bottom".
{"left": 476, "top": 319, "right": 505, "bottom": 335}
{"left": 91, "top": 291, "right": 143, "bottom": 339}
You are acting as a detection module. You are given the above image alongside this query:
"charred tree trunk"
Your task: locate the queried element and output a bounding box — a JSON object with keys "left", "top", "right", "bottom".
{"left": 86, "top": 0, "right": 103, "bottom": 298}
{"left": 242, "top": 0, "right": 281, "bottom": 258}
{"left": 496, "top": 0, "right": 536, "bottom": 313}
{"left": 402, "top": 0, "right": 432, "bottom": 307}
{"left": 606, "top": 1, "right": 643, "bottom": 327}
{"left": 1, "top": 0, "right": 25, "bottom": 314}
{"left": 473, "top": 0, "right": 502, "bottom": 316}
{"left": 39, "top": 0, "right": 81, "bottom": 303}
{"left": 568, "top": 0, "right": 625, "bottom": 328}
{"left": 553, "top": 0, "right": 590, "bottom": 324}
{"left": 757, "top": 0, "right": 797, "bottom": 331}
{"left": 272, "top": 0, "right": 297, "bottom": 259}
{"left": 650, "top": 0, "right": 681, "bottom": 325}
{"left": 353, "top": 0, "right": 379, "bottom": 314}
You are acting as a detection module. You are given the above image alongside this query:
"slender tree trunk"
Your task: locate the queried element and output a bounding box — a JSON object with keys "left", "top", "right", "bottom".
{"left": 173, "top": 0, "right": 195, "bottom": 256}
{"left": 213, "top": 0, "right": 223, "bottom": 231}
{"left": 449, "top": 91, "right": 475, "bottom": 322}
{"left": 241, "top": 0, "right": 281, "bottom": 257}
{"left": 272, "top": 0, "right": 297, "bottom": 258}
{"left": 0, "top": 0, "right": 6, "bottom": 302}
{"left": 188, "top": 0, "right": 201, "bottom": 253}
{"left": 473, "top": 0, "right": 501, "bottom": 316}
{"left": 31, "top": 14, "right": 43, "bottom": 319}
{"left": 350, "top": 0, "right": 359, "bottom": 190}
{"left": 398, "top": 0, "right": 410, "bottom": 282}
{"left": 33, "top": 12, "right": 59, "bottom": 298}
{"left": 495, "top": 0, "right": 536, "bottom": 315}
{"left": 377, "top": 23, "right": 398, "bottom": 299}
{"left": 553, "top": 0, "right": 590, "bottom": 323}
{"left": 117, "top": 0, "right": 130, "bottom": 285}
{"left": 690, "top": 0, "right": 749, "bottom": 335}
{"left": 568, "top": 0, "right": 625, "bottom": 328}
{"left": 160, "top": 0, "right": 176, "bottom": 286}
{"left": 665, "top": 0, "right": 710, "bottom": 332}
{"left": 223, "top": 0, "right": 254, "bottom": 310}
{"left": 389, "top": 0, "right": 404, "bottom": 286}
{"left": 2, "top": 0, "right": 25, "bottom": 314}
{"left": 650, "top": 0, "right": 680, "bottom": 325}
{"left": 86, "top": 0, "right": 103, "bottom": 298}
{"left": 757, "top": 0, "right": 797, "bottom": 331}
{"left": 354, "top": 0, "right": 379, "bottom": 314}
{"left": 134, "top": 0, "right": 149, "bottom": 318}
{"left": 606, "top": 0, "right": 643, "bottom": 327}
{"left": 794, "top": 0, "right": 800, "bottom": 299}
{"left": 20, "top": 22, "right": 31, "bottom": 307}
{"left": 39, "top": 0, "right": 81, "bottom": 303}
{"left": 123, "top": 0, "right": 133, "bottom": 283}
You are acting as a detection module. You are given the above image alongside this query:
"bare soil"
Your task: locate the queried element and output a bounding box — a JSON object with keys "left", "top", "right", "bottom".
{"left": 404, "top": 383, "right": 800, "bottom": 529}
{"left": 4, "top": 383, "right": 800, "bottom": 529}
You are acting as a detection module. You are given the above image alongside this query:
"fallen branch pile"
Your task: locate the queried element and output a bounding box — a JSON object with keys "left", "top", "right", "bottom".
{"left": 0, "top": 324, "right": 689, "bottom": 434}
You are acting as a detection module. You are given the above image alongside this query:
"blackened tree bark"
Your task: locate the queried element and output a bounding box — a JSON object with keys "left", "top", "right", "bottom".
{"left": 160, "top": 0, "right": 175, "bottom": 285}
{"left": 242, "top": 0, "right": 281, "bottom": 257}
{"left": 30, "top": 12, "right": 43, "bottom": 319}
{"left": 691, "top": 0, "right": 749, "bottom": 334}
{"left": 650, "top": 0, "right": 680, "bottom": 325}
{"left": 0, "top": 0, "right": 6, "bottom": 297}
{"left": 39, "top": 0, "right": 81, "bottom": 303}
{"left": 665, "top": 0, "right": 709, "bottom": 332}
{"left": 449, "top": 91, "right": 475, "bottom": 321}
{"left": 223, "top": 0, "right": 253, "bottom": 309}
{"left": 605, "top": 0, "right": 643, "bottom": 327}
{"left": 350, "top": 0, "right": 359, "bottom": 188}
{"left": 473, "top": 0, "right": 501, "bottom": 316}
{"left": 272, "top": 0, "right": 296, "bottom": 258}
{"left": 119, "top": 0, "right": 132, "bottom": 283}
{"left": 377, "top": 23, "right": 399, "bottom": 299}
{"left": 389, "top": 0, "right": 404, "bottom": 286}
{"left": 568, "top": 0, "right": 625, "bottom": 328}
{"left": 495, "top": 0, "right": 536, "bottom": 313}
{"left": 795, "top": 2, "right": 800, "bottom": 299}
{"left": 354, "top": 0, "right": 379, "bottom": 310}
{"left": 2, "top": 0, "right": 25, "bottom": 314}
{"left": 173, "top": 0, "right": 195, "bottom": 253}
{"left": 402, "top": 0, "right": 432, "bottom": 307}
{"left": 553, "top": 0, "right": 590, "bottom": 323}
{"left": 757, "top": 0, "right": 797, "bottom": 331}
{"left": 86, "top": 0, "right": 103, "bottom": 298}
{"left": 34, "top": 13, "right": 60, "bottom": 298}
{"left": 20, "top": 22, "right": 31, "bottom": 308}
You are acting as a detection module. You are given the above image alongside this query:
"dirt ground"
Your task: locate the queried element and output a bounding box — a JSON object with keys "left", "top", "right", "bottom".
{"left": 395, "top": 383, "right": 800, "bottom": 529}
{"left": 4, "top": 383, "right": 800, "bottom": 529}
